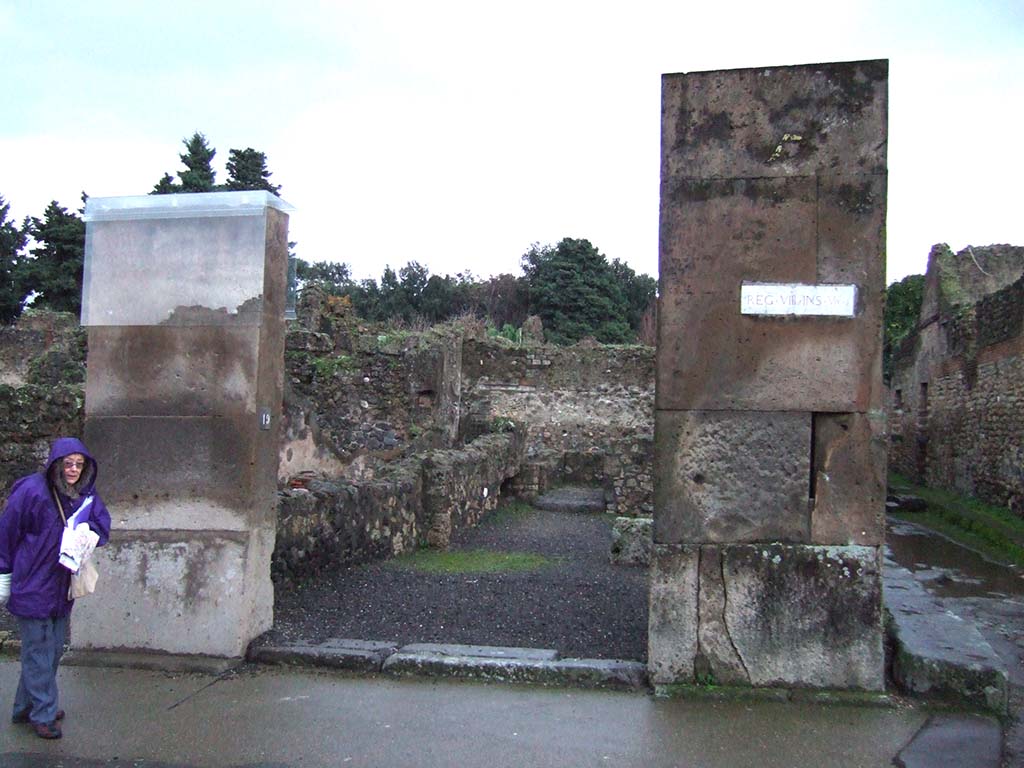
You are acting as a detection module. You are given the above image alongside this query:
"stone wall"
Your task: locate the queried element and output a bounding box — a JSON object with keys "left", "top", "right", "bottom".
{"left": 460, "top": 338, "right": 654, "bottom": 515}
{"left": 889, "top": 245, "right": 1024, "bottom": 512}
{"left": 0, "top": 310, "right": 86, "bottom": 499}
{"left": 0, "top": 297, "right": 654, "bottom": 575}
{"left": 652, "top": 60, "right": 889, "bottom": 691}
{"left": 274, "top": 430, "right": 525, "bottom": 578}
{"left": 280, "top": 287, "right": 463, "bottom": 483}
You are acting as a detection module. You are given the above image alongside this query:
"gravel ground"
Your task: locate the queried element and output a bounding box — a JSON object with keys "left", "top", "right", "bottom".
{"left": 257, "top": 503, "right": 650, "bottom": 661}
{"left": 0, "top": 503, "right": 650, "bottom": 662}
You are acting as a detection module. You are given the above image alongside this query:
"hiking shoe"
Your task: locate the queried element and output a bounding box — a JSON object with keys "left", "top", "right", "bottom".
{"left": 12, "top": 709, "right": 63, "bottom": 724}
{"left": 32, "top": 721, "right": 62, "bottom": 739}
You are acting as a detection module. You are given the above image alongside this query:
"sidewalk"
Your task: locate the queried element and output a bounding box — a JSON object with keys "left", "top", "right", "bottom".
{"left": 0, "top": 659, "right": 940, "bottom": 768}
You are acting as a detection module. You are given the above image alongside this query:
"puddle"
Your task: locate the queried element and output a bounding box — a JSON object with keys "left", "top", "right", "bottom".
{"left": 885, "top": 518, "right": 1024, "bottom": 599}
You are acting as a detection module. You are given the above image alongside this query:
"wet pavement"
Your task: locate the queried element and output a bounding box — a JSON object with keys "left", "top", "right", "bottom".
{"left": 0, "top": 660, "right": 931, "bottom": 768}
{"left": 886, "top": 518, "right": 1024, "bottom": 766}
{"left": 0, "top": 515, "right": 1018, "bottom": 766}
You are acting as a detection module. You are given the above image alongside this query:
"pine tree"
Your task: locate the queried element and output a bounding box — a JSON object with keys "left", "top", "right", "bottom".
{"left": 151, "top": 172, "right": 179, "bottom": 194}
{"left": 21, "top": 200, "right": 86, "bottom": 315}
{"left": 225, "top": 148, "right": 281, "bottom": 194}
{"left": 177, "top": 132, "right": 217, "bottom": 192}
{"left": 0, "top": 195, "right": 27, "bottom": 323}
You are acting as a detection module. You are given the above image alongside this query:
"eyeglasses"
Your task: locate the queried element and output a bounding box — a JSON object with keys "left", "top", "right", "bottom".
{"left": 62, "top": 460, "right": 85, "bottom": 470}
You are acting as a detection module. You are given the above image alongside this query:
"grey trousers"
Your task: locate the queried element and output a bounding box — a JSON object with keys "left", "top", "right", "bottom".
{"left": 13, "top": 615, "right": 68, "bottom": 724}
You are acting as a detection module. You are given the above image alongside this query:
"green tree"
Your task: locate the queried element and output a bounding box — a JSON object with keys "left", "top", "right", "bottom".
{"left": 153, "top": 133, "right": 217, "bottom": 194}
{"left": 0, "top": 195, "right": 27, "bottom": 323}
{"left": 883, "top": 273, "right": 925, "bottom": 380}
{"left": 225, "top": 148, "right": 281, "bottom": 194}
{"left": 151, "top": 172, "right": 179, "bottom": 194}
{"left": 522, "top": 238, "right": 633, "bottom": 345}
{"left": 468, "top": 273, "right": 529, "bottom": 329}
{"left": 609, "top": 258, "right": 657, "bottom": 334}
{"left": 20, "top": 198, "right": 86, "bottom": 314}
{"left": 419, "top": 272, "right": 477, "bottom": 323}
{"left": 178, "top": 132, "right": 217, "bottom": 192}
{"left": 296, "top": 259, "right": 352, "bottom": 295}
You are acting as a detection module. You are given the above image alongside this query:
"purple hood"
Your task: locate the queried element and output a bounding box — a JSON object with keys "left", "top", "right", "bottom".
{"left": 0, "top": 437, "right": 111, "bottom": 618}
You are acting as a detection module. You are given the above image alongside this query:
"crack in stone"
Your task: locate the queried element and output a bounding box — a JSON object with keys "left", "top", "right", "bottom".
{"left": 719, "top": 550, "right": 751, "bottom": 683}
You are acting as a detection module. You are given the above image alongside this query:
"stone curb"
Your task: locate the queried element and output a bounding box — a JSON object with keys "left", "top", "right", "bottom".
{"left": 251, "top": 639, "right": 649, "bottom": 691}
{"left": 653, "top": 683, "right": 898, "bottom": 708}
{"left": 249, "top": 639, "right": 399, "bottom": 673}
{"left": 883, "top": 563, "right": 1009, "bottom": 713}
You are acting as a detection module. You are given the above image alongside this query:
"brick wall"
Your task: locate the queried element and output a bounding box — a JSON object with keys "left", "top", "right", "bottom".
{"left": 888, "top": 248, "right": 1024, "bottom": 513}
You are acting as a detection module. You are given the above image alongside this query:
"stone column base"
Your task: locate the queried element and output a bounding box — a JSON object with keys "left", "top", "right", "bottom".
{"left": 71, "top": 524, "right": 275, "bottom": 659}
{"left": 648, "top": 543, "right": 883, "bottom": 691}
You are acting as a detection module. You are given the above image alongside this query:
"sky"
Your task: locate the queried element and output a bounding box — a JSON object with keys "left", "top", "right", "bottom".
{"left": 2, "top": 0, "right": 1022, "bottom": 286}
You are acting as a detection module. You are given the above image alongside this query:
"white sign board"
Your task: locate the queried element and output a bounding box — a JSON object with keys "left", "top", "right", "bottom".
{"left": 741, "top": 283, "right": 857, "bottom": 317}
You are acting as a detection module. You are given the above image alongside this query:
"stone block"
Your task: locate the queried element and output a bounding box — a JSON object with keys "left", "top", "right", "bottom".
{"left": 610, "top": 516, "right": 652, "bottom": 565}
{"left": 660, "top": 60, "right": 888, "bottom": 181}
{"left": 657, "top": 61, "right": 887, "bottom": 414}
{"left": 811, "top": 412, "right": 886, "bottom": 545}
{"left": 251, "top": 639, "right": 400, "bottom": 673}
{"left": 382, "top": 649, "right": 647, "bottom": 690}
{"left": 399, "top": 643, "right": 559, "bottom": 661}
{"left": 657, "top": 176, "right": 883, "bottom": 412}
{"left": 72, "top": 526, "right": 275, "bottom": 659}
{"left": 654, "top": 410, "right": 810, "bottom": 544}
{"left": 719, "top": 544, "right": 884, "bottom": 690}
{"left": 647, "top": 545, "right": 698, "bottom": 685}
{"left": 885, "top": 564, "right": 1008, "bottom": 712}
{"left": 85, "top": 415, "right": 260, "bottom": 513}
{"left": 85, "top": 326, "right": 260, "bottom": 418}
{"left": 82, "top": 193, "right": 290, "bottom": 327}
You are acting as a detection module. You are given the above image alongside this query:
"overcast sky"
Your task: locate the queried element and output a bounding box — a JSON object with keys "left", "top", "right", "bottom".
{"left": 2, "top": 0, "right": 1021, "bottom": 285}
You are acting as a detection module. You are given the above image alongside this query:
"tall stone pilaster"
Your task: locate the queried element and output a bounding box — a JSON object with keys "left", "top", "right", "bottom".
{"left": 652, "top": 61, "right": 888, "bottom": 690}
{"left": 75, "top": 191, "right": 290, "bottom": 659}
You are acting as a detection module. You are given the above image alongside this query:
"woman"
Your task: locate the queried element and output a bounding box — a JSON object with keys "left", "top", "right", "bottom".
{"left": 0, "top": 437, "right": 111, "bottom": 739}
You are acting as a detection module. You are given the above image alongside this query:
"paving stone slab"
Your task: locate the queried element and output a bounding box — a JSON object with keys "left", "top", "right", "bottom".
{"left": 894, "top": 714, "right": 1002, "bottom": 768}
{"left": 884, "top": 562, "right": 1009, "bottom": 712}
{"left": 382, "top": 650, "right": 648, "bottom": 690}
{"left": 251, "top": 639, "right": 399, "bottom": 673}
{"left": 399, "top": 643, "right": 559, "bottom": 660}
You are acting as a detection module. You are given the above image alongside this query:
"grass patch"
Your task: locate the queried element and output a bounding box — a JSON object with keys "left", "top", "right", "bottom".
{"left": 889, "top": 472, "right": 1024, "bottom": 566}
{"left": 386, "top": 548, "right": 553, "bottom": 575}
{"left": 479, "top": 499, "right": 534, "bottom": 526}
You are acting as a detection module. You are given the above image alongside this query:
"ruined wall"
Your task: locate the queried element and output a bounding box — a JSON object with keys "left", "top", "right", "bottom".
{"left": 889, "top": 245, "right": 1024, "bottom": 511}
{"left": 0, "top": 310, "right": 86, "bottom": 498}
{"left": 0, "top": 297, "right": 653, "bottom": 576}
{"left": 274, "top": 430, "right": 525, "bottom": 578}
{"left": 460, "top": 338, "right": 654, "bottom": 515}
{"left": 280, "top": 288, "right": 462, "bottom": 483}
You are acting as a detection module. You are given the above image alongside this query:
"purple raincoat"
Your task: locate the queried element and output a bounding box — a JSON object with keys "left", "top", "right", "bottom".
{"left": 0, "top": 437, "right": 111, "bottom": 619}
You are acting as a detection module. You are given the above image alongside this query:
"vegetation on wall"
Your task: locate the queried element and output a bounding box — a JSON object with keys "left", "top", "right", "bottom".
{"left": 883, "top": 273, "right": 925, "bottom": 381}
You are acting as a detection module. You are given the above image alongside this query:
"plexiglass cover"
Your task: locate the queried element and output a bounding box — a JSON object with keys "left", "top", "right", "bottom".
{"left": 81, "top": 192, "right": 293, "bottom": 327}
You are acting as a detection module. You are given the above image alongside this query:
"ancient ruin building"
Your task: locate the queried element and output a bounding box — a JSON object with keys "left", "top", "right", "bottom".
{"left": 888, "top": 244, "right": 1024, "bottom": 513}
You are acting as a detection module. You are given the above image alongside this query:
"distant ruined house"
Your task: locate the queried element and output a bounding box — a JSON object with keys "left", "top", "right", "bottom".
{"left": 888, "top": 244, "right": 1024, "bottom": 514}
